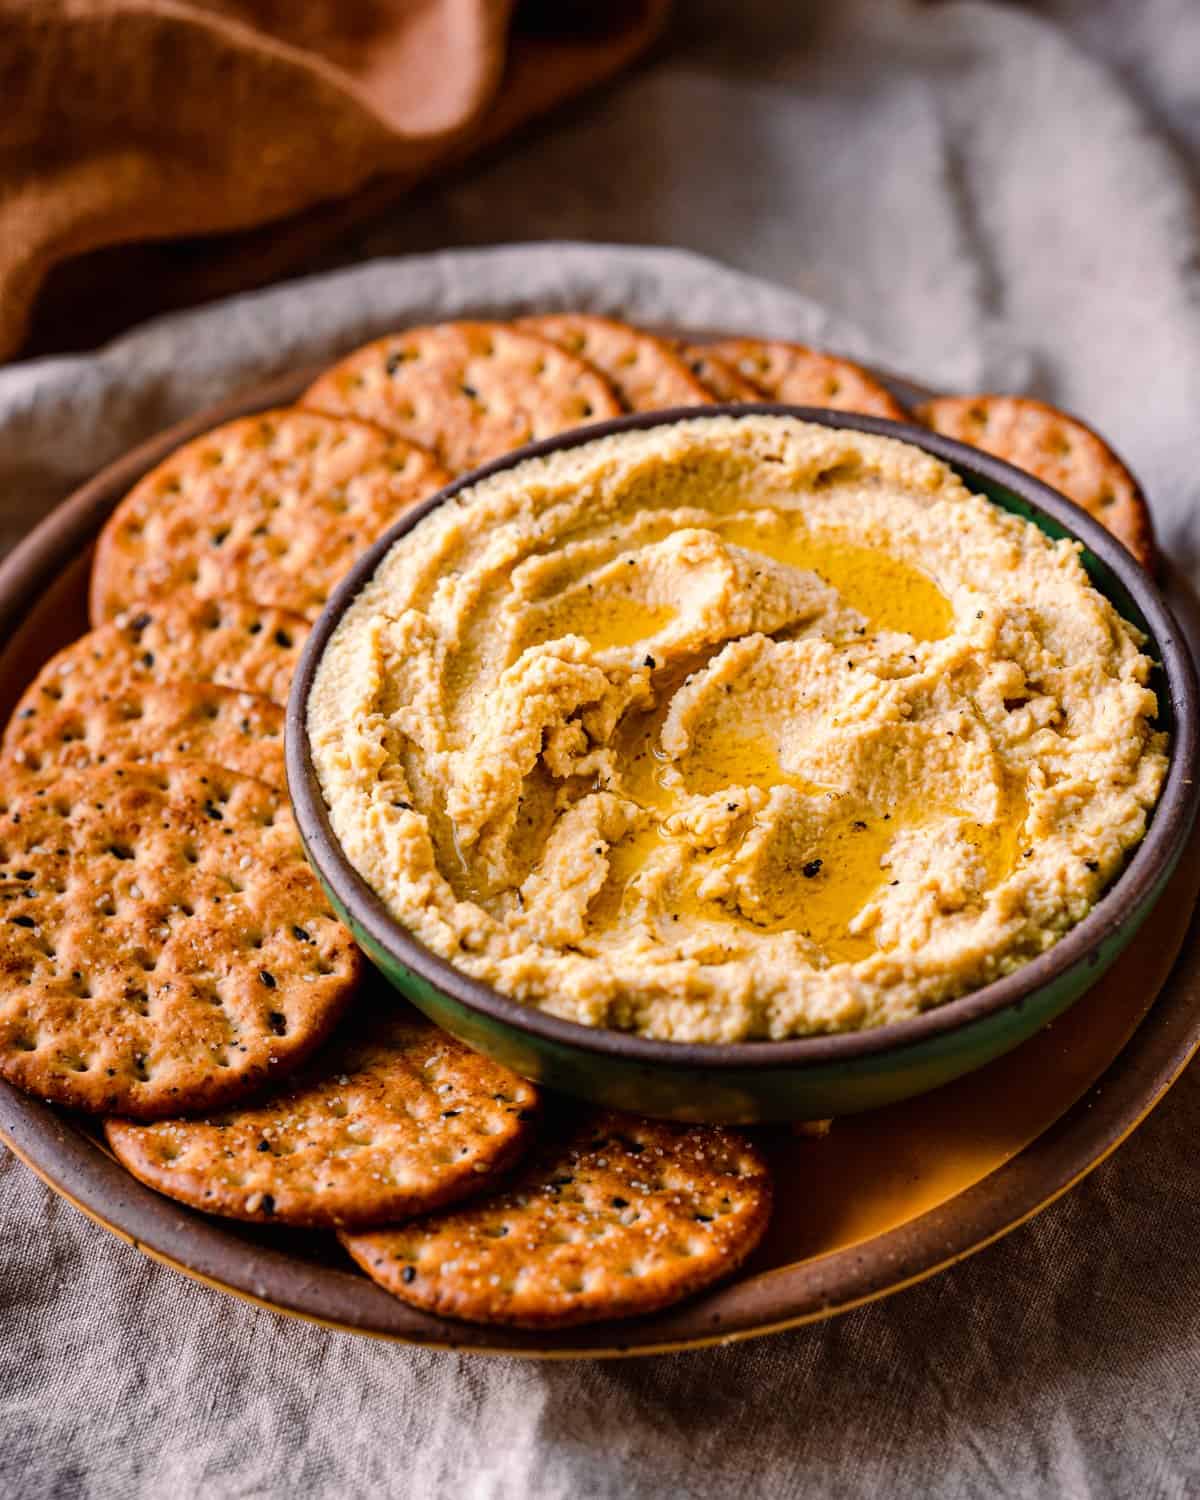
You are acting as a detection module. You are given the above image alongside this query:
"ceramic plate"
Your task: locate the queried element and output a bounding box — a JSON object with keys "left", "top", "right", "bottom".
{"left": 2, "top": 362, "right": 1198, "bottom": 1357}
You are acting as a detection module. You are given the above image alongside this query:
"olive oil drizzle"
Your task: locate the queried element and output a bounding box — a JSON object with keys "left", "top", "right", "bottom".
{"left": 450, "top": 515, "right": 1025, "bottom": 962}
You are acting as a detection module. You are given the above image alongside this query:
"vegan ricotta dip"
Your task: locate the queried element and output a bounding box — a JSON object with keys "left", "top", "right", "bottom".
{"left": 308, "top": 416, "right": 1168, "bottom": 1043}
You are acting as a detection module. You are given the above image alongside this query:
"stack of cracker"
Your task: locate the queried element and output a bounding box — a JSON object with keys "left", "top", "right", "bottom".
{"left": 0, "top": 315, "right": 1154, "bottom": 1328}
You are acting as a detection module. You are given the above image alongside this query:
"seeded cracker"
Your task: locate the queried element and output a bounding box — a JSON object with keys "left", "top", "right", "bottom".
{"left": 89, "top": 410, "right": 449, "bottom": 624}
{"left": 2, "top": 679, "right": 285, "bottom": 787}
{"left": 676, "top": 344, "right": 765, "bottom": 402}
{"left": 105, "top": 1004, "right": 540, "bottom": 1228}
{"left": 300, "top": 320, "right": 623, "bottom": 473}
{"left": 514, "top": 315, "right": 712, "bottom": 412}
{"left": 341, "top": 1110, "right": 772, "bottom": 1328}
{"left": 15, "top": 598, "right": 309, "bottom": 718}
{"left": 699, "top": 338, "right": 909, "bottom": 419}
{"left": 0, "top": 763, "right": 361, "bottom": 1117}
{"left": 918, "top": 393, "right": 1156, "bottom": 569}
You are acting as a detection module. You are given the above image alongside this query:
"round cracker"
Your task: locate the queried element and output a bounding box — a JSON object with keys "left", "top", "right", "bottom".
{"left": 105, "top": 1005, "right": 540, "bottom": 1229}
{"left": 341, "top": 1110, "right": 772, "bottom": 1328}
{"left": 514, "top": 314, "right": 711, "bottom": 412}
{"left": 15, "top": 598, "right": 310, "bottom": 719}
{"left": 89, "top": 410, "right": 448, "bottom": 624}
{"left": 700, "top": 338, "right": 909, "bottom": 419}
{"left": 676, "top": 344, "right": 765, "bottom": 402}
{"left": 300, "top": 320, "right": 623, "bottom": 473}
{"left": 2, "top": 679, "right": 284, "bottom": 787}
{"left": 0, "top": 763, "right": 361, "bottom": 1118}
{"left": 918, "top": 393, "right": 1156, "bottom": 569}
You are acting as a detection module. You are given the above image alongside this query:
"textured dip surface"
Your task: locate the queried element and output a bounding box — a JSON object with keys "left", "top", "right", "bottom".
{"left": 308, "top": 416, "right": 1168, "bottom": 1043}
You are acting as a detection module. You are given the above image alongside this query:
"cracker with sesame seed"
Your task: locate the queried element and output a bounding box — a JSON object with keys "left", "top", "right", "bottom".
{"left": 104, "top": 1004, "right": 540, "bottom": 1228}
{"left": 0, "top": 762, "right": 361, "bottom": 1118}
{"left": 2, "top": 679, "right": 284, "bottom": 787}
{"left": 10, "top": 597, "right": 310, "bottom": 719}
{"left": 918, "top": 393, "right": 1156, "bottom": 569}
{"left": 341, "top": 1109, "right": 772, "bottom": 1327}
{"left": 699, "top": 338, "right": 909, "bottom": 419}
{"left": 89, "top": 410, "right": 448, "bottom": 624}
{"left": 675, "top": 344, "right": 765, "bottom": 402}
{"left": 514, "top": 315, "right": 712, "bottom": 412}
{"left": 300, "top": 320, "right": 623, "bottom": 473}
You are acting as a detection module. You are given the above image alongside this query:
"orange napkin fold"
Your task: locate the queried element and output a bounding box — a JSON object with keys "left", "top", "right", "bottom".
{"left": 0, "top": 0, "right": 669, "bottom": 361}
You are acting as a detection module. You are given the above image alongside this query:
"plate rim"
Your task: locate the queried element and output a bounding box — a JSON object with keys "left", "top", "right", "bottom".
{"left": 2, "top": 362, "right": 1199, "bottom": 1358}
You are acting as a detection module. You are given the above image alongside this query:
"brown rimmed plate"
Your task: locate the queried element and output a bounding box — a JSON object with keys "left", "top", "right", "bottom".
{"left": 2, "top": 362, "right": 1199, "bottom": 1357}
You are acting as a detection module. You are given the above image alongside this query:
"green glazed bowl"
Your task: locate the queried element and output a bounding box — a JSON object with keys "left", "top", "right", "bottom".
{"left": 287, "top": 407, "right": 1199, "bottom": 1123}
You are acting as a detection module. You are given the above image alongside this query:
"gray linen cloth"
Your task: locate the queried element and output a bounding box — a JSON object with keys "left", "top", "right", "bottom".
{"left": 4, "top": 2, "right": 1200, "bottom": 1495}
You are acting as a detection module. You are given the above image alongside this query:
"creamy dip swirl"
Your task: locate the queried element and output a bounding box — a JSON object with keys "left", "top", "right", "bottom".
{"left": 309, "top": 416, "right": 1167, "bottom": 1043}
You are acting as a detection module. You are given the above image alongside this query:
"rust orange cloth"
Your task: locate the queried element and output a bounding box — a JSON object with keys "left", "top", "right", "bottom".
{"left": 0, "top": 0, "right": 668, "bottom": 361}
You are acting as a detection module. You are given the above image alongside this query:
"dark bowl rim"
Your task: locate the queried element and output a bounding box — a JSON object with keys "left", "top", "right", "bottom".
{"left": 286, "top": 404, "right": 1200, "bottom": 1073}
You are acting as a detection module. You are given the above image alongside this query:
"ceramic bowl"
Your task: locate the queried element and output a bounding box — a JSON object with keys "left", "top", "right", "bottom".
{"left": 288, "top": 406, "right": 1199, "bottom": 1124}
